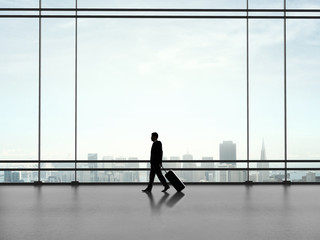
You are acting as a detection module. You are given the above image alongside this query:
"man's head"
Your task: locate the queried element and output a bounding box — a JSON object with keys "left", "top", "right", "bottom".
{"left": 151, "top": 132, "right": 158, "bottom": 142}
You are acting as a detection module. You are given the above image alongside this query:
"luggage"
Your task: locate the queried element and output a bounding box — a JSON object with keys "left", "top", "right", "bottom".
{"left": 163, "top": 167, "right": 185, "bottom": 192}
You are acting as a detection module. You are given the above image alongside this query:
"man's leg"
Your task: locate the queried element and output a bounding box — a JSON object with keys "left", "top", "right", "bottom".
{"left": 155, "top": 167, "right": 169, "bottom": 188}
{"left": 146, "top": 167, "right": 156, "bottom": 190}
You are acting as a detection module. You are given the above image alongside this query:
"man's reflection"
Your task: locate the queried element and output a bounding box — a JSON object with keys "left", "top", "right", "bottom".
{"left": 166, "top": 192, "right": 185, "bottom": 208}
{"left": 143, "top": 191, "right": 185, "bottom": 214}
{"left": 144, "top": 192, "right": 170, "bottom": 214}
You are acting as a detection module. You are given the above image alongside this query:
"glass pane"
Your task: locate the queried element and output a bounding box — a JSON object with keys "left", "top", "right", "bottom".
{"left": 249, "top": 19, "right": 284, "bottom": 161}
{"left": 78, "top": 19, "right": 247, "bottom": 167}
{"left": 287, "top": 0, "right": 320, "bottom": 9}
{"left": 287, "top": 20, "right": 320, "bottom": 161}
{"left": 0, "top": 19, "right": 38, "bottom": 161}
{"left": 249, "top": 0, "right": 283, "bottom": 9}
{"left": 249, "top": 170, "right": 285, "bottom": 182}
{"left": 78, "top": 170, "right": 143, "bottom": 182}
{"left": 288, "top": 171, "right": 320, "bottom": 182}
{"left": 0, "top": 0, "right": 38, "bottom": 8}
{"left": 42, "top": 0, "right": 75, "bottom": 8}
{"left": 178, "top": 170, "right": 247, "bottom": 182}
{"left": 0, "top": 163, "right": 36, "bottom": 169}
{"left": 0, "top": 171, "right": 38, "bottom": 183}
{"left": 41, "top": 18, "right": 75, "bottom": 160}
{"left": 41, "top": 171, "right": 74, "bottom": 182}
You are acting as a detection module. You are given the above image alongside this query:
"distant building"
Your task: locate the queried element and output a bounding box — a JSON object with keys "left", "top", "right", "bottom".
{"left": 182, "top": 153, "right": 196, "bottom": 182}
{"left": 102, "top": 156, "right": 113, "bottom": 169}
{"left": 4, "top": 171, "right": 12, "bottom": 182}
{"left": 170, "top": 156, "right": 180, "bottom": 161}
{"left": 11, "top": 172, "right": 20, "bottom": 182}
{"left": 113, "top": 157, "right": 126, "bottom": 182}
{"left": 4, "top": 171, "right": 21, "bottom": 183}
{"left": 88, "top": 153, "right": 98, "bottom": 182}
{"left": 201, "top": 157, "right": 214, "bottom": 182}
{"left": 215, "top": 164, "right": 229, "bottom": 182}
{"left": 88, "top": 153, "right": 98, "bottom": 160}
{"left": 47, "top": 176, "right": 61, "bottom": 183}
{"left": 183, "top": 153, "right": 193, "bottom": 160}
{"left": 219, "top": 141, "right": 236, "bottom": 166}
{"left": 306, "top": 172, "right": 316, "bottom": 182}
{"left": 229, "top": 167, "right": 247, "bottom": 182}
{"left": 114, "top": 157, "right": 126, "bottom": 168}
{"left": 103, "top": 156, "right": 115, "bottom": 182}
{"left": 127, "top": 157, "right": 139, "bottom": 168}
{"left": 257, "top": 140, "right": 270, "bottom": 182}
{"left": 169, "top": 156, "right": 181, "bottom": 168}
{"left": 127, "top": 157, "right": 139, "bottom": 182}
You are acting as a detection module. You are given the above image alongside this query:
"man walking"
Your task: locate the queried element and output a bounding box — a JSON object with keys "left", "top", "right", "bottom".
{"left": 142, "top": 132, "right": 170, "bottom": 192}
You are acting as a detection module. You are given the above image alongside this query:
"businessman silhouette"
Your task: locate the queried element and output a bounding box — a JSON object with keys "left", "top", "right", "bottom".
{"left": 142, "top": 132, "right": 170, "bottom": 192}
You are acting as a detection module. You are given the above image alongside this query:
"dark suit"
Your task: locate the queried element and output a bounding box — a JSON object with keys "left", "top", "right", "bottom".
{"left": 147, "top": 141, "right": 168, "bottom": 190}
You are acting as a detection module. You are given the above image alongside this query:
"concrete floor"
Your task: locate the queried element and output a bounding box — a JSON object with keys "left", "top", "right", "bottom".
{"left": 0, "top": 185, "right": 320, "bottom": 240}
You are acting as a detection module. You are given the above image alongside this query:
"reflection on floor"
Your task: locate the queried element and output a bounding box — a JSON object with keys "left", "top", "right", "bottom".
{"left": 0, "top": 185, "right": 320, "bottom": 240}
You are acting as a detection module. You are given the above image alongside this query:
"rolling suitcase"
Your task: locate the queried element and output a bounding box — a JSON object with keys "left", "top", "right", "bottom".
{"left": 162, "top": 167, "right": 185, "bottom": 192}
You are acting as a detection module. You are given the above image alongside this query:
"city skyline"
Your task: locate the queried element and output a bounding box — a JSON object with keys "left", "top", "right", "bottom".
{"left": 1, "top": 138, "right": 318, "bottom": 183}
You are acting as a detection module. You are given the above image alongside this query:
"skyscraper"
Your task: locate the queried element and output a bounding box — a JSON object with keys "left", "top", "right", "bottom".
{"left": 257, "top": 140, "right": 269, "bottom": 182}
{"left": 182, "top": 153, "right": 196, "bottom": 182}
{"left": 260, "top": 140, "right": 266, "bottom": 160}
{"left": 88, "top": 153, "right": 98, "bottom": 161}
{"left": 201, "top": 157, "right": 214, "bottom": 182}
{"left": 4, "top": 171, "right": 12, "bottom": 182}
{"left": 88, "top": 153, "right": 98, "bottom": 182}
{"left": 115, "top": 157, "right": 126, "bottom": 182}
{"left": 102, "top": 156, "right": 114, "bottom": 182}
{"left": 127, "top": 157, "right": 140, "bottom": 182}
{"left": 219, "top": 141, "right": 236, "bottom": 165}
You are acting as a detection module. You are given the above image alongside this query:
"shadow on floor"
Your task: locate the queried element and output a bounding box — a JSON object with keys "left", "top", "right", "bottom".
{"left": 143, "top": 191, "right": 185, "bottom": 214}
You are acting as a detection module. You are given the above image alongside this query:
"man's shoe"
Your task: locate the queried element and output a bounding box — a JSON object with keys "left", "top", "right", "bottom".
{"left": 142, "top": 188, "right": 151, "bottom": 192}
{"left": 161, "top": 186, "right": 170, "bottom": 192}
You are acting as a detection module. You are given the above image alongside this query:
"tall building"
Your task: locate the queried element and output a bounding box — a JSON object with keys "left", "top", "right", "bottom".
{"left": 201, "top": 157, "right": 214, "bottom": 182}
{"left": 102, "top": 156, "right": 113, "bottom": 169}
{"left": 88, "top": 153, "right": 98, "bottom": 182}
{"left": 102, "top": 156, "right": 114, "bottom": 182}
{"left": 219, "top": 141, "right": 236, "bottom": 166}
{"left": 215, "top": 164, "right": 228, "bottom": 182}
{"left": 4, "top": 171, "right": 12, "bottom": 182}
{"left": 127, "top": 157, "right": 140, "bottom": 182}
{"left": 88, "top": 153, "right": 98, "bottom": 160}
{"left": 4, "top": 171, "right": 21, "bottom": 183}
{"left": 306, "top": 172, "right": 316, "bottom": 182}
{"left": 127, "top": 157, "right": 139, "bottom": 168}
{"left": 182, "top": 153, "right": 196, "bottom": 182}
{"left": 257, "top": 140, "right": 270, "bottom": 182}
{"left": 115, "top": 157, "right": 126, "bottom": 182}
{"left": 260, "top": 140, "right": 266, "bottom": 160}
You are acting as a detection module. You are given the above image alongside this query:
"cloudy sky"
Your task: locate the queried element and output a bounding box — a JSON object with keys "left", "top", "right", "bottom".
{"left": 0, "top": 0, "right": 320, "bottom": 161}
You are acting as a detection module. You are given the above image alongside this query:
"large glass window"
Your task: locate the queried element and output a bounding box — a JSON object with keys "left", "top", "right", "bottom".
{"left": 39, "top": 0, "right": 76, "bottom": 183}
{"left": 1, "top": 0, "right": 320, "bottom": 183}
{"left": 287, "top": 19, "right": 320, "bottom": 181}
{"left": 41, "top": 17, "right": 75, "bottom": 161}
{"left": 0, "top": 18, "right": 38, "bottom": 182}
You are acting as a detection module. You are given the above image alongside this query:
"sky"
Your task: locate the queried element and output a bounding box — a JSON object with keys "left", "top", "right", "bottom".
{"left": 0, "top": 0, "right": 320, "bottom": 161}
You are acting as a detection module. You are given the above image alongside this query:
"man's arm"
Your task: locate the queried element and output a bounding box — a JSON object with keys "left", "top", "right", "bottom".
{"left": 158, "top": 141, "right": 163, "bottom": 166}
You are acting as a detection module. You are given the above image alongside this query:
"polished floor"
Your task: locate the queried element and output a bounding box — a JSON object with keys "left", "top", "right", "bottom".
{"left": 1, "top": 185, "right": 320, "bottom": 240}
